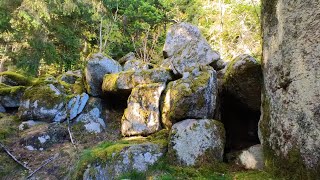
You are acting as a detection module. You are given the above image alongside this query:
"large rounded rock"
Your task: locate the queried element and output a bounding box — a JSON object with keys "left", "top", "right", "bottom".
{"left": 102, "top": 68, "right": 173, "bottom": 94}
{"left": 121, "top": 83, "right": 166, "bottom": 136}
{"left": 162, "top": 22, "right": 222, "bottom": 74}
{"left": 84, "top": 53, "right": 122, "bottom": 96}
{"left": 18, "top": 84, "right": 66, "bottom": 122}
{"left": 161, "top": 67, "right": 217, "bottom": 129}
{"left": 83, "top": 143, "right": 165, "bottom": 180}
{"left": 260, "top": 0, "right": 320, "bottom": 174}
{"left": 223, "top": 54, "right": 262, "bottom": 111}
{"left": 168, "top": 119, "right": 225, "bottom": 166}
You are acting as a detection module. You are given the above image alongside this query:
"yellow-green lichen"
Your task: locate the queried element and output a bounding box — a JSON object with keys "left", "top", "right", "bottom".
{"left": 0, "top": 86, "right": 26, "bottom": 96}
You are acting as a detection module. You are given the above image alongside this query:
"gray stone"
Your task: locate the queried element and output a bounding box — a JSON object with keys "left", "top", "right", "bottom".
{"left": 83, "top": 143, "right": 165, "bottom": 180}
{"left": 18, "top": 120, "right": 44, "bottom": 131}
{"left": 237, "top": 144, "right": 264, "bottom": 170}
{"left": 123, "top": 60, "right": 151, "bottom": 71}
{"left": 168, "top": 119, "right": 225, "bottom": 166}
{"left": 162, "top": 22, "right": 222, "bottom": 74}
{"left": 223, "top": 54, "right": 262, "bottom": 111}
{"left": 260, "top": 0, "right": 320, "bottom": 170}
{"left": 60, "top": 71, "right": 81, "bottom": 84}
{"left": 102, "top": 68, "right": 173, "bottom": 94}
{"left": 85, "top": 53, "right": 122, "bottom": 96}
{"left": 0, "top": 86, "right": 25, "bottom": 108}
{"left": 161, "top": 67, "right": 217, "bottom": 128}
{"left": 118, "top": 52, "right": 136, "bottom": 64}
{"left": 121, "top": 83, "right": 166, "bottom": 136}
{"left": 75, "top": 107, "right": 106, "bottom": 133}
{"left": 67, "top": 93, "right": 89, "bottom": 120}
{"left": 0, "top": 104, "right": 5, "bottom": 113}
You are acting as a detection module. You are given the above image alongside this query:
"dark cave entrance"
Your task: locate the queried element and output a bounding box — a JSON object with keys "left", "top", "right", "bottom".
{"left": 221, "top": 91, "right": 261, "bottom": 153}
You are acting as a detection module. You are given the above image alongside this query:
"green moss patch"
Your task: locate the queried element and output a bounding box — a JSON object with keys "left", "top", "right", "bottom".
{"left": 0, "top": 86, "right": 26, "bottom": 96}
{"left": 0, "top": 71, "right": 34, "bottom": 86}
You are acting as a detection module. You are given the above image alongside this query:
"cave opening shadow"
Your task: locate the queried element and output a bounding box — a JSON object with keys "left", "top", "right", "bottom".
{"left": 221, "top": 91, "right": 261, "bottom": 154}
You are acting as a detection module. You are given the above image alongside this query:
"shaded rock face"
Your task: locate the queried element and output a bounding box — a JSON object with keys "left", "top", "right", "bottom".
{"left": 20, "top": 123, "right": 69, "bottom": 151}
{"left": 85, "top": 53, "right": 122, "bottom": 96}
{"left": 168, "top": 119, "right": 225, "bottom": 166}
{"left": 161, "top": 68, "right": 217, "bottom": 129}
{"left": 0, "top": 86, "right": 25, "bottom": 108}
{"left": 18, "top": 84, "right": 66, "bottom": 123}
{"left": 220, "top": 55, "right": 261, "bottom": 152}
{"left": 122, "top": 83, "right": 166, "bottom": 136}
{"left": 60, "top": 71, "right": 81, "bottom": 84}
{"left": 260, "top": 0, "right": 320, "bottom": 170}
{"left": 118, "top": 52, "right": 135, "bottom": 65}
{"left": 162, "top": 22, "right": 222, "bottom": 73}
{"left": 83, "top": 143, "right": 164, "bottom": 180}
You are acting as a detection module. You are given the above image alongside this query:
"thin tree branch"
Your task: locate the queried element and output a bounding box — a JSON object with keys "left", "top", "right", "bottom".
{"left": 27, "top": 153, "right": 59, "bottom": 179}
{"left": 0, "top": 142, "right": 32, "bottom": 171}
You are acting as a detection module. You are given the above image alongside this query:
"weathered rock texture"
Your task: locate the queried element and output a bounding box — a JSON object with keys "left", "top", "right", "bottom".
{"left": 102, "top": 68, "right": 172, "bottom": 94}
{"left": 237, "top": 144, "right": 264, "bottom": 170}
{"left": 83, "top": 143, "right": 165, "bottom": 180}
{"left": 168, "top": 119, "right": 225, "bottom": 166}
{"left": 123, "top": 60, "right": 151, "bottom": 71}
{"left": 162, "top": 22, "right": 222, "bottom": 73}
{"left": 85, "top": 53, "right": 122, "bottom": 96}
{"left": 161, "top": 68, "right": 217, "bottom": 129}
{"left": 122, "top": 83, "right": 166, "bottom": 136}
{"left": 260, "top": 0, "right": 320, "bottom": 174}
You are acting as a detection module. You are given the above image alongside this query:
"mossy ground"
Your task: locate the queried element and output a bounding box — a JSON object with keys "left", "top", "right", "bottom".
{"left": 0, "top": 71, "right": 34, "bottom": 86}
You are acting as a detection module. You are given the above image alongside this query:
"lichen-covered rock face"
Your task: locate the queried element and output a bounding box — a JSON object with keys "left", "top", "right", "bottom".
{"left": 84, "top": 53, "right": 122, "bottom": 96}
{"left": 161, "top": 68, "right": 217, "bottom": 129}
{"left": 123, "top": 60, "right": 151, "bottom": 71}
{"left": 18, "top": 84, "right": 66, "bottom": 123}
{"left": 168, "top": 119, "right": 225, "bottom": 166}
{"left": 0, "top": 86, "right": 25, "bottom": 108}
{"left": 223, "top": 54, "right": 262, "bottom": 111}
{"left": 237, "top": 144, "right": 264, "bottom": 170}
{"left": 83, "top": 143, "right": 164, "bottom": 180}
{"left": 102, "top": 68, "right": 173, "bottom": 94}
{"left": 162, "top": 22, "right": 222, "bottom": 73}
{"left": 121, "top": 83, "right": 166, "bottom": 136}
{"left": 74, "top": 97, "right": 106, "bottom": 133}
{"left": 260, "top": 0, "right": 320, "bottom": 171}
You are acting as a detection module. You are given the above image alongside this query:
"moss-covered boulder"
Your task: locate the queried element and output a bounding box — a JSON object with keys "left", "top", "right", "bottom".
{"left": 18, "top": 84, "right": 66, "bottom": 122}
{"left": 123, "top": 59, "right": 153, "bottom": 71}
{"left": 0, "top": 86, "right": 26, "bottom": 108}
{"left": 121, "top": 83, "right": 166, "bottom": 136}
{"left": 223, "top": 54, "right": 262, "bottom": 111}
{"left": 161, "top": 67, "right": 217, "bottom": 129}
{"left": 0, "top": 71, "right": 34, "bottom": 86}
{"left": 162, "top": 22, "right": 223, "bottom": 74}
{"left": 82, "top": 142, "right": 165, "bottom": 180}
{"left": 84, "top": 53, "right": 122, "bottom": 96}
{"left": 102, "top": 68, "right": 173, "bottom": 94}
{"left": 168, "top": 119, "right": 225, "bottom": 166}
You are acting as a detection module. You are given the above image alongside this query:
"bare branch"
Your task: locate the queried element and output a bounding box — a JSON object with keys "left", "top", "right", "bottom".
{"left": 27, "top": 153, "right": 59, "bottom": 179}
{"left": 0, "top": 142, "right": 32, "bottom": 171}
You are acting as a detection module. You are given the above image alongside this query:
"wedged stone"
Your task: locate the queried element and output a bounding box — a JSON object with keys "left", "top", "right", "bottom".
{"left": 68, "top": 93, "right": 89, "bottom": 120}
{"left": 84, "top": 53, "right": 122, "bottom": 96}
{"left": 74, "top": 97, "right": 106, "bottom": 133}
{"left": 123, "top": 60, "right": 152, "bottom": 71}
{"left": 118, "top": 52, "right": 136, "bottom": 64}
{"left": 121, "top": 83, "right": 166, "bottom": 136}
{"left": 161, "top": 67, "right": 217, "bottom": 128}
{"left": 238, "top": 144, "right": 264, "bottom": 170}
{"left": 223, "top": 54, "right": 262, "bottom": 111}
{"left": 83, "top": 143, "right": 165, "bottom": 180}
{"left": 162, "top": 22, "right": 223, "bottom": 74}
{"left": 0, "top": 86, "right": 25, "bottom": 108}
{"left": 168, "top": 119, "right": 225, "bottom": 166}
{"left": 18, "top": 84, "right": 66, "bottom": 123}
{"left": 102, "top": 68, "right": 173, "bottom": 94}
